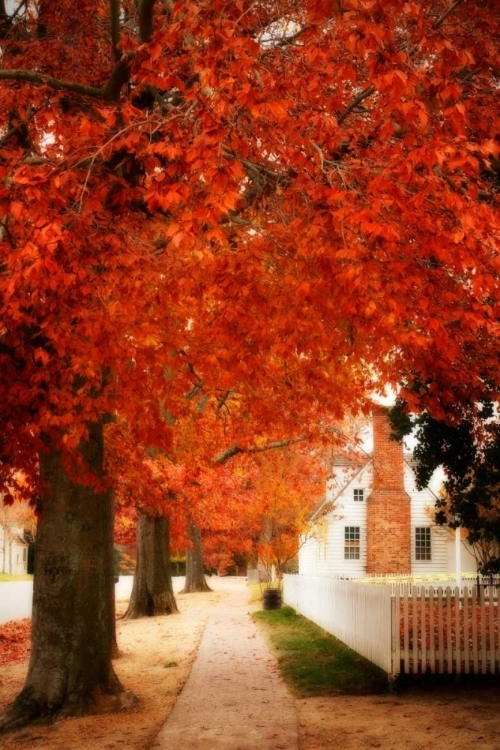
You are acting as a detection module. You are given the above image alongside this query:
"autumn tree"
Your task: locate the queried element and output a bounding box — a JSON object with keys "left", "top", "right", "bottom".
{"left": 236, "top": 446, "right": 328, "bottom": 583}
{"left": 108, "top": 421, "right": 188, "bottom": 618}
{"left": 0, "top": 0, "right": 499, "bottom": 731}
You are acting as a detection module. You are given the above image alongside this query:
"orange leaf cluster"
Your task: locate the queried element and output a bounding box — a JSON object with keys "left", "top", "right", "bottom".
{"left": 0, "top": 0, "right": 498, "bottom": 508}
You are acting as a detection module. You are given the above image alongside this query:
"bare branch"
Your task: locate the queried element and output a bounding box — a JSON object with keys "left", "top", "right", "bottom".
{"left": 0, "top": 0, "right": 26, "bottom": 36}
{"left": 0, "top": 126, "right": 17, "bottom": 149}
{"left": 0, "top": 69, "right": 104, "bottom": 98}
{"left": 109, "top": 0, "right": 121, "bottom": 61}
{"left": 137, "top": 0, "right": 156, "bottom": 43}
{"left": 337, "top": 84, "right": 375, "bottom": 126}
{"left": 337, "top": 0, "right": 467, "bottom": 127}
{"left": 213, "top": 434, "right": 309, "bottom": 465}
{"left": 103, "top": 56, "right": 132, "bottom": 101}
{"left": 433, "top": 0, "right": 466, "bottom": 29}
{"left": 217, "top": 390, "right": 232, "bottom": 411}
{"left": 213, "top": 423, "right": 346, "bottom": 465}
{"left": 273, "top": 25, "right": 311, "bottom": 49}
{"left": 0, "top": 53, "right": 132, "bottom": 102}
{"left": 223, "top": 147, "right": 289, "bottom": 185}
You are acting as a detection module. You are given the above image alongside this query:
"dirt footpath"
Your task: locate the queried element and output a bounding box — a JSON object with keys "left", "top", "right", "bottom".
{"left": 297, "top": 689, "right": 500, "bottom": 750}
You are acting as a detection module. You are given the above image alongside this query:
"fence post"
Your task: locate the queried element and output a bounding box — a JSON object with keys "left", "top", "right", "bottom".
{"left": 390, "top": 590, "right": 399, "bottom": 684}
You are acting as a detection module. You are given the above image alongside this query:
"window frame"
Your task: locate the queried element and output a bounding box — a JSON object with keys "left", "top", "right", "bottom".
{"left": 353, "top": 488, "right": 364, "bottom": 502}
{"left": 415, "top": 527, "right": 432, "bottom": 561}
{"left": 344, "top": 526, "right": 361, "bottom": 560}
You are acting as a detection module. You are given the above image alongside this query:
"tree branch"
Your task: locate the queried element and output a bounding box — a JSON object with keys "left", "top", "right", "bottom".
{"left": 0, "top": 126, "right": 17, "bottom": 148}
{"left": 337, "top": 85, "right": 375, "bottom": 126}
{"left": 109, "top": 0, "right": 121, "bottom": 61}
{"left": 137, "top": 0, "right": 156, "bottom": 43}
{"left": 337, "top": 0, "right": 467, "bottom": 127}
{"left": 433, "top": 0, "right": 466, "bottom": 29}
{"left": 223, "top": 147, "right": 290, "bottom": 186}
{"left": 0, "top": 69, "right": 104, "bottom": 98}
{"left": 103, "top": 57, "right": 132, "bottom": 101}
{"left": 213, "top": 435, "right": 310, "bottom": 465}
{"left": 213, "top": 423, "right": 346, "bottom": 465}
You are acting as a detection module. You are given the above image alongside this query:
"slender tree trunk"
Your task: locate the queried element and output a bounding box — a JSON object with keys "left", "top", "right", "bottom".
{"left": 0, "top": 422, "right": 128, "bottom": 733}
{"left": 180, "top": 522, "right": 211, "bottom": 593}
{"left": 124, "top": 512, "right": 178, "bottom": 618}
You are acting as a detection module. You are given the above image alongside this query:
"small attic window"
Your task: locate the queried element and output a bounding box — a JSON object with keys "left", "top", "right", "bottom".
{"left": 353, "top": 488, "right": 364, "bottom": 502}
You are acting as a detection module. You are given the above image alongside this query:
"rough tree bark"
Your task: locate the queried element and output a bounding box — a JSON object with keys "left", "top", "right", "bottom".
{"left": 0, "top": 422, "right": 128, "bottom": 733}
{"left": 180, "top": 521, "right": 212, "bottom": 593}
{"left": 124, "top": 512, "right": 178, "bottom": 618}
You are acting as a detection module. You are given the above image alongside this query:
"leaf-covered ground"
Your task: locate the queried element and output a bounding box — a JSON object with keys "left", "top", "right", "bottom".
{"left": 0, "top": 604, "right": 130, "bottom": 668}
{"left": 0, "top": 592, "right": 220, "bottom": 750}
{"left": 0, "top": 619, "right": 31, "bottom": 667}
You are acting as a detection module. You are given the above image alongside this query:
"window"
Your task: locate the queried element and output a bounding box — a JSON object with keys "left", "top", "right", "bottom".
{"left": 23, "top": 548, "right": 27, "bottom": 562}
{"left": 344, "top": 526, "right": 360, "bottom": 559}
{"left": 353, "top": 488, "right": 364, "bottom": 502}
{"left": 415, "top": 527, "right": 431, "bottom": 561}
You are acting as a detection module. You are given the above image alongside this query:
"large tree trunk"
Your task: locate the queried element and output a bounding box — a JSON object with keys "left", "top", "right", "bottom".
{"left": 180, "top": 522, "right": 211, "bottom": 593}
{"left": 124, "top": 512, "right": 178, "bottom": 618}
{"left": 0, "top": 422, "right": 128, "bottom": 733}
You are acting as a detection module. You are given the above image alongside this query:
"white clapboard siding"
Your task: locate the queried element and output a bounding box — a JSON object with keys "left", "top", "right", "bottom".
{"left": 406, "top": 464, "right": 448, "bottom": 575}
{"left": 299, "top": 467, "right": 370, "bottom": 576}
{"left": 284, "top": 575, "right": 500, "bottom": 678}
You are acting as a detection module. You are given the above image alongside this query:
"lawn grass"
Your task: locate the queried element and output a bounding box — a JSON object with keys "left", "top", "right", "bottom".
{"left": 0, "top": 573, "right": 33, "bottom": 582}
{"left": 254, "top": 605, "right": 388, "bottom": 697}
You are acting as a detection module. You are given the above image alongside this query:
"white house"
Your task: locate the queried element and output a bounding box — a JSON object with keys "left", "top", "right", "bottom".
{"left": 0, "top": 521, "right": 29, "bottom": 575}
{"left": 299, "top": 408, "right": 477, "bottom": 577}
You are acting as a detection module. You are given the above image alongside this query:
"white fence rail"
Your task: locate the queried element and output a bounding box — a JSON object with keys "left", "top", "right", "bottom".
{"left": 283, "top": 575, "right": 393, "bottom": 673}
{"left": 283, "top": 575, "right": 500, "bottom": 677}
{"left": 395, "top": 583, "right": 499, "bottom": 676}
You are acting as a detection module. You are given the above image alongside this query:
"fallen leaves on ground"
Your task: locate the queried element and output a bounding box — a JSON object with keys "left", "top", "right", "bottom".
{"left": 0, "top": 619, "right": 31, "bottom": 666}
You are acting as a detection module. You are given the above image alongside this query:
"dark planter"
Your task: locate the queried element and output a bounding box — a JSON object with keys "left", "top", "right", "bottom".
{"left": 262, "top": 587, "right": 282, "bottom": 610}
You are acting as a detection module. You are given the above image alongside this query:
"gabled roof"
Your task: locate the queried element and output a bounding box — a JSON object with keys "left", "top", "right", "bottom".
{"left": 404, "top": 452, "right": 419, "bottom": 470}
{"left": 311, "top": 454, "right": 370, "bottom": 521}
{"left": 311, "top": 449, "right": 438, "bottom": 521}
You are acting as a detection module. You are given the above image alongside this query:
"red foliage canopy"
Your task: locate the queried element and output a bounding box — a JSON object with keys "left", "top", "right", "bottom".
{"left": 0, "top": 0, "right": 499, "bottom": 498}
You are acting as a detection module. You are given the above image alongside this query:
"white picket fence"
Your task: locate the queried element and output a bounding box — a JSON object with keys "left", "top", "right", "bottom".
{"left": 283, "top": 574, "right": 500, "bottom": 677}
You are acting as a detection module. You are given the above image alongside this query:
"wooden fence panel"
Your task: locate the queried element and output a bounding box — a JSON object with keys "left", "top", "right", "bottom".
{"left": 283, "top": 575, "right": 393, "bottom": 673}
{"left": 437, "top": 588, "right": 444, "bottom": 673}
{"left": 403, "top": 592, "right": 410, "bottom": 674}
{"left": 283, "top": 575, "right": 500, "bottom": 677}
{"left": 454, "top": 586, "right": 460, "bottom": 673}
{"left": 463, "top": 587, "right": 469, "bottom": 674}
{"left": 472, "top": 586, "right": 479, "bottom": 674}
{"left": 429, "top": 586, "right": 435, "bottom": 673}
{"left": 481, "top": 588, "right": 487, "bottom": 672}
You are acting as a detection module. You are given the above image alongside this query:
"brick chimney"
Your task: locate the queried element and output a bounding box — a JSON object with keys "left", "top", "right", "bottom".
{"left": 366, "top": 407, "right": 411, "bottom": 574}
